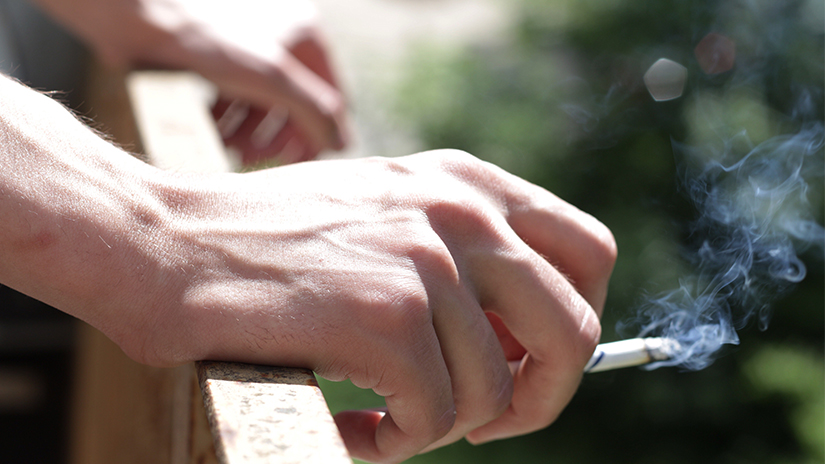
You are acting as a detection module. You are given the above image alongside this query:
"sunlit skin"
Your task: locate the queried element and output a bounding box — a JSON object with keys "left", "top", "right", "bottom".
{"left": 0, "top": 1, "right": 621, "bottom": 462}
{"left": 0, "top": 73, "right": 616, "bottom": 463}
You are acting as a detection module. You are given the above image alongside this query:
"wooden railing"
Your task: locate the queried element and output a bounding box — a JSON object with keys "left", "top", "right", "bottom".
{"left": 71, "top": 66, "right": 353, "bottom": 464}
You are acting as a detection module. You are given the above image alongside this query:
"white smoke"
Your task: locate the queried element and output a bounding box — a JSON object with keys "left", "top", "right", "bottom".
{"left": 624, "top": 120, "right": 823, "bottom": 370}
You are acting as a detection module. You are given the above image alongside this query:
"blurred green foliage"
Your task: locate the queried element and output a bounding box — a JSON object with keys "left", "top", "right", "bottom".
{"left": 320, "top": 0, "right": 824, "bottom": 462}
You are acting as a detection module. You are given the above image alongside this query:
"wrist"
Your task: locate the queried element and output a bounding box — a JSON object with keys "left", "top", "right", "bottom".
{"left": 0, "top": 73, "right": 197, "bottom": 365}
{"left": 117, "top": 170, "right": 212, "bottom": 366}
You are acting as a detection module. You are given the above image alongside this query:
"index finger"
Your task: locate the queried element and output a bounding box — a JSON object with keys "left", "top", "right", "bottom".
{"left": 507, "top": 193, "right": 617, "bottom": 316}
{"left": 454, "top": 162, "right": 615, "bottom": 442}
{"left": 464, "top": 232, "right": 601, "bottom": 443}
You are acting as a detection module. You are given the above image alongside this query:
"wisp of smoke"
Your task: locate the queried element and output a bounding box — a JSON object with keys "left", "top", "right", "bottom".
{"left": 622, "top": 121, "right": 824, "bottom": 370}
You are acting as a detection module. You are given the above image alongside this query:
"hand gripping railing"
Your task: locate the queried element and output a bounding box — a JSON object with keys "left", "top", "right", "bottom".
{"left": 70, "top": 65, "right": 352, "bottom": 464}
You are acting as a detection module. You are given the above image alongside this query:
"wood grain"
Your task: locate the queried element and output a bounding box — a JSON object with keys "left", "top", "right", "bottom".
{"left": 198, "top": 362, "right": 351, "bottom": 464}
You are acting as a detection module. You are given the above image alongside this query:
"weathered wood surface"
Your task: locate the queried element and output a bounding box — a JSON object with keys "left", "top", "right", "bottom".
{"left": 72, "top": 64, "right": 351, "bottom": 464}
{"left": 198, "top": 362, "right": 351, "bottom": 464}
{"left": 127, "top": 71, "right": 234, "bottom": 173}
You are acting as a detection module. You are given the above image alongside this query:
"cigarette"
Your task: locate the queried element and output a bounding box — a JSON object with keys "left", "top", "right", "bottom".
{"left": 584, "top": 337, "right": 680, "bottom": 373}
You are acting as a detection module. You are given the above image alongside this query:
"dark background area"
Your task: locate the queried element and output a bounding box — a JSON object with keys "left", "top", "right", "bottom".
{"left": 0, "top": 286, "right": 75, "bottom": 464}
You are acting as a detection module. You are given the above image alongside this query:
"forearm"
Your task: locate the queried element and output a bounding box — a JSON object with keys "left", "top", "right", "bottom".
{"left": 0, "top": 74, "right": 172, "bottom": 351}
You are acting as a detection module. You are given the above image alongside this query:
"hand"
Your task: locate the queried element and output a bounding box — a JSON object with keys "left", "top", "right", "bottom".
{"left": 124, "top": 151, "right": 616, "bottom": 462}
{"left": 33, "top": 0, "right": 350, "bottom": 164}
{"left": 1, "top": 74, "right": 615, "bottom": 463}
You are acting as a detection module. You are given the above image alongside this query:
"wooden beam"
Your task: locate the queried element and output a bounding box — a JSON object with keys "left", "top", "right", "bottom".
{"left": 126, "top": 72, "right": 235, "bottom": 173}
{"left": 198, "top": 362, "right": 351, "bottom": 464}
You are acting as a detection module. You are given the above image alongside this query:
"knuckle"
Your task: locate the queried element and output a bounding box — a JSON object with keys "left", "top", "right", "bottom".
{"left": 490, "top": 375, "right": 515, "bottom": 418}
{"left": 594, "top": 225, "right": 618, "bottom": 269}
{"left": 434, "top": 149, "right": 488, "bottom": 178}
{"left": 581, "top": 214, "right": 618, "bottom": 275}
{"left": 362, "top": 278, "right": 434, "bottom": 342}
{"left": 412, "top": 149, "right": 487, "bottom": 179}
{"left": 419, "top": 403, "right": 457, "bottom": 446}
{"left": 576, "top": 307, "right": 603, "bottom": 364}
{"left": 424, "top": 196, "right": 501, "bottom": 245}
{"left": 394, "top": 290, "right": 432, "bottom": 325}
{"left": 378, "top": 156, "right": 415, "bottom": 176}
{"left": 435, "top": 148, "right": 476, "bottom": 164}
{"left": 434, "top": 405, "right": 458, "bottom": 439}
{"left": 410, "top": 241, "right": 459, "bottom": 280}
{"left": 464, "top": 375, "right": 513, "bottom": 426}
{"left": 427, "top": 148, "right": 476, "bottom": 164}
{"left": 408, "top": 391, "right": 457, "bottom": 450}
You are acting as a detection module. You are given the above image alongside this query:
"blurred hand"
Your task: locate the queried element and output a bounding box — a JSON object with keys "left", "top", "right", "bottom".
{"left": 119, "top": 151, "right": 617, "bottom": 463}
{"left": 34, "top": 0, "right": 350, "bottom": 164}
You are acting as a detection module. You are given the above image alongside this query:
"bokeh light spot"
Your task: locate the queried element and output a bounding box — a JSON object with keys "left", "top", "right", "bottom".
{"left": 694, "top": 33, "right": 736, "bottom": 75}
{"left": 644, "top": 58, "right": 687, "bottom": 101}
